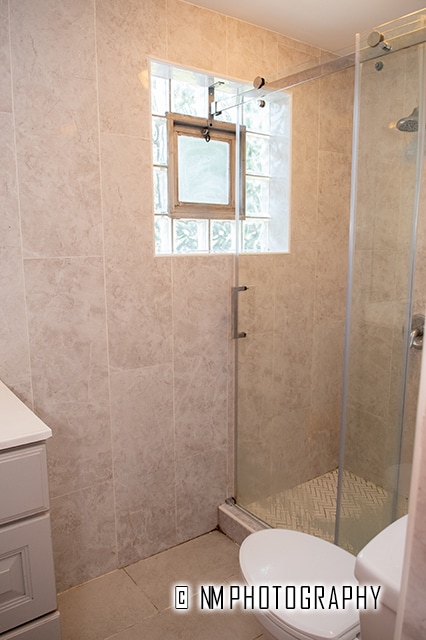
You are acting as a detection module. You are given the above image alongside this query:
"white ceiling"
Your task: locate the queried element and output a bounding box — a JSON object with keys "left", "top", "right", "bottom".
{"left": 184, "top": 0, "right": 425, "bottom": 51}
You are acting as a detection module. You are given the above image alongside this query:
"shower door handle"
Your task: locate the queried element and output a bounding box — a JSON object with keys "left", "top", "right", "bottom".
{"left": 410, "top": 314, "right": 424, "bottom": 350}
{"left": 232, "top": 286, "right": 248, "bottom": 339}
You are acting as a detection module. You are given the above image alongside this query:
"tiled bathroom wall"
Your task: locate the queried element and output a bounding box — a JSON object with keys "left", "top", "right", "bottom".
{"left": 0, "top": 0, "right": 326, "bottom": 591}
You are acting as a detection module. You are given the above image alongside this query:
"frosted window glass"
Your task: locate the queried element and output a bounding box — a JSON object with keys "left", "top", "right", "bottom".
{"left": 177, "top": 135, "right": 230, "bottom": 205}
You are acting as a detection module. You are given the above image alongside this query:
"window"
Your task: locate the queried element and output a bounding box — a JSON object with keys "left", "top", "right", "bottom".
{"left": 167, "top": 112, "right": 245, "bottom": 219}
{"left": 151, "top": 61, "right": 291, "bottom": 254}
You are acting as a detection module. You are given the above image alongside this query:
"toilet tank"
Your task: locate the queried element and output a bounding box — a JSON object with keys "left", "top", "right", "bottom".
{"left": 354, "top": 515, "right": 408, "bottom": 640}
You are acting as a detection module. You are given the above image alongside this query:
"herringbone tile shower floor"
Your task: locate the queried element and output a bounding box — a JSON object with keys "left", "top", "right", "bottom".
{"left": 247, "top": 469, "right": 408, "bottom": 554}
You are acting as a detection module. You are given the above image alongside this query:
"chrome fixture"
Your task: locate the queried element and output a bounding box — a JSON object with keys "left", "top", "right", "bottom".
{"left": 232, "top": 286, "right": 248, "bottom": 339}
{"left": 208, "top": 80, "right": 225, "bottom": 118}
{"left": 410, "top": 314, "right": 424, "bottom": 350}
{"left": 367, "top": 30, "right": 392, "bottom": 51}
{"left": 253, "top": 76, "right": 266, "bottom": 90}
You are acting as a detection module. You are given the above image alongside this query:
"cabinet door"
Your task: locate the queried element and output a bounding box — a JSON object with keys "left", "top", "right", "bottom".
{"left": 0, "top": 514, "right": 57, "bottom": 634}
{"left": 0, "top": 444, "right": 49, "bottom": 525}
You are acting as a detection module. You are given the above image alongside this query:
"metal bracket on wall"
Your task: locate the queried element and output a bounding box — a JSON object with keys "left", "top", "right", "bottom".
{"left": 232, "top": 285, "right": 248, "bottom": 339}
{"left": 410, "top": 314, "right": 424, "bottom": 350}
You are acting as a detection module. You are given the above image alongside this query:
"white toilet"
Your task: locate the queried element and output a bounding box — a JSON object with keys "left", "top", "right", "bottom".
{"left": 239, "top": 515, "right": 408, "bottom": 640}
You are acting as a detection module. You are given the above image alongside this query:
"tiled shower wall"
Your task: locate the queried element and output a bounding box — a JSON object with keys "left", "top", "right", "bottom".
{"left": 0, "top": 0, "right": 327, "bottom": 591}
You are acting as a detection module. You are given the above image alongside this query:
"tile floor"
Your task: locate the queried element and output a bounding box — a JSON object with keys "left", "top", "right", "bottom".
{"left": 248, "top": 468, "right": 408, "bottom": 554}
{"left": 58, "top": 530, "right": 265, "bottom": 640}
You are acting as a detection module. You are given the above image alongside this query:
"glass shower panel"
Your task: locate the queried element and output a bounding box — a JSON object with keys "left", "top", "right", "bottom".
{"left": 336, "top": 41, "right": 425, "bottom": 554}
{"left": 235, "top": 91, "right": 294, "bottom": 525}
{"left": 235, "top": 66, "right": 354, "bottom": 541}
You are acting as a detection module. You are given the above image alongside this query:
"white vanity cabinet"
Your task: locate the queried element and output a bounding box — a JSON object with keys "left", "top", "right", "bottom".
{"left": 0, "top": 382, "right": 61, "bottom": 639}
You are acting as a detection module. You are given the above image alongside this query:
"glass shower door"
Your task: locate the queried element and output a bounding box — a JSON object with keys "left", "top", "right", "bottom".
{"left": 336, "top": 34, "right": 426, "bottom": 553}
{"left": 235, "top": 62, "right": 355, "bottom": 541}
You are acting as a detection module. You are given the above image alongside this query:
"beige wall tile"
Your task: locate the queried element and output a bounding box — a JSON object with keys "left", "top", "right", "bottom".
{"left": 226, "top": 17, "right": 277, "bottom": 81}
{"left": 0, "top": 247, "right": 31, "bottom": 394}
{"left": 317, "top": 150, "right": 351, "bottom": 249}
{"left": 0, "top": 113, "right": 31, "bottom": 393}
{"left": 44, "top": 399, "right": 113, "bottom": 499}
{"left": 319, "top": 67, "right": 354, "bottom": 155}
{"left": 172, "top": 255, "right": 232, "bottom": 360}
{"left": 272, "top": 315, "right": 313, "bottom": 414}
{"left": 270, "top": 408, "right": 311, "bottom": 492}
{"left": 277, "top": 35, "right": 321, "bottom": 75}
{"left": 311, "top": 321, "right": 345, "bottom": 411}
{"left": 176, "top": 448, "right": 227, "bottom": 542}
{"left": 102, "top": 134, "right": 173, "bottom": 368}
{"left": 101, "top": 133, "right": 156, "bottom": 261}
{"left": 167, "top": 0, "right": 227, "bottom": 74}
{"left": 171, "top": 255, "right": 231, "bottom": 494}
{"left": 314, "top": 246, "right": 348, "bottom": 323}
{"left": 110, "top": 365, "right": 177, "bottom": 564}
{"left": 0, "top": 0, "right": 11, "bottom": 113}
{"left": 96, "top": 0, "right": 167, "bottom": 137}
{"left": 237, "top": 437, "right": 271, "bottom": 505}
{"left": 51, "top": 481, "right": 117, "bottom": 592}
{"left": 16, "top": 122, "right": 103, "bottom": 258}
{"left": 107, "top": 258, "right": 173, "bottom": 369}
{"left": 273, "top": 244, "right": 316, "bottom": 320}
{"left": 238, "top": 255, "right": 275, "bottom": 335}
{"left": 237, "top": 332, "right": 274, "bottom": 441}
{"left": 289, "top": 81, "right": 320, "bottom": 243}
{"left": 24, "top": 257, "right": 108, "bottom": 403}
{"left": 174, "top": 354, "right": 228, "bottom": 458}
{"left": 116, "top": 505, "right": 177, "bottom": 568}
{"left": 11, "top": 0, "right": 102, "bottom": 258}
{"left": 24, "top": 257, "right": 112, "bottom": 499}
{"left": 344, "top": 404, "right": 391, "bottom": 488}
{"left": 10, "top": 0, "right": 96, "bottom": 81}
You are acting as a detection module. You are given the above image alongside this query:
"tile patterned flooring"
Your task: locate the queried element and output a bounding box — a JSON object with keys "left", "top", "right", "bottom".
{"left": 58, "top": 531, "right": 265, "bottom": 640}
{"left": 247, "top": 468, "right": 408, "bottom": 554}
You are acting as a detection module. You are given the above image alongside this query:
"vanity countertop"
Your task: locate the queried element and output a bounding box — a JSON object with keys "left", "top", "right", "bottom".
{"left": 0, "top": 380, "right": 52, "bottom": 451}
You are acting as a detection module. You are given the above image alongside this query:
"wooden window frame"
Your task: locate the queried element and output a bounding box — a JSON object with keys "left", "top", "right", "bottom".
{"left": 167, "top": 112, "right": 246, "bottom": 220}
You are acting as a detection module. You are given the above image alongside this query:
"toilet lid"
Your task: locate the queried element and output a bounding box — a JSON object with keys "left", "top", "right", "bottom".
{"left": 240, "top": 529, "right": 360, "bottom": 640}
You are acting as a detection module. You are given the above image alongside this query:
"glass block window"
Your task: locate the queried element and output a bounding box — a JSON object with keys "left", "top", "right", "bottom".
{"left": 151, "top": 60, "right": 291, "bottom": 254}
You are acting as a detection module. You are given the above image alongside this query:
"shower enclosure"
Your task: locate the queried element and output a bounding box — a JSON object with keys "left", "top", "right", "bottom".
{"left": 233, "top": 9, "right": 426, "bottom": 554}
